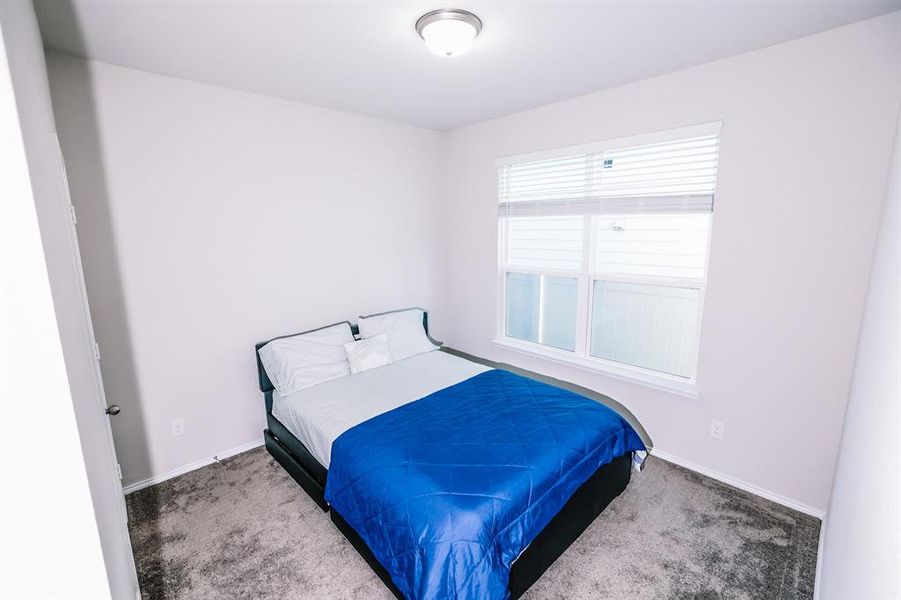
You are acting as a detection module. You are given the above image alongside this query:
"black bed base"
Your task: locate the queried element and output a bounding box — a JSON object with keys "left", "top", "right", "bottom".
{"left": 264, "top": 424, "right": 632, "bottom": 599}
{"left": 264, "top": 429, "right": 328, "bottom": 511}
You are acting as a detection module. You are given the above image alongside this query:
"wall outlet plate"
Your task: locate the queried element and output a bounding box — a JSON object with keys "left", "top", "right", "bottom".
{"left": 710, "top": 420, "right": 725, "bottom": 440}
{"left": 171, "top": 418, "right": 187, "bottom": 438}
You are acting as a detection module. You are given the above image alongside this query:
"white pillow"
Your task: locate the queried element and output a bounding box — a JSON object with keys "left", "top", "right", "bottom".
{"left": 344, "top": 333, "right": 393, "bottom": 374}
{"left": 357, "top": 309, "right": 437, "bottom": 362}
{"left": 258, "top": 322, "right": 354, "bottom": 394}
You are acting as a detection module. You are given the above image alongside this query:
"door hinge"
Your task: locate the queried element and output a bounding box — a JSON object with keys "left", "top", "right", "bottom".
{"left": 68, "top": 204, "right": 77, "bottom": 225}
{"left": 93, "top": 342, "right": 101, "bottom": 360}
{"left": 116, "top": 463, "right": 122, "bottom": 480}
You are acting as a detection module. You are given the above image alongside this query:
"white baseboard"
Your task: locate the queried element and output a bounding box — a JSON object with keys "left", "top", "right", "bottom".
{"left": 652, "top": 448, "right": 826, "bottom": 519}
{"left": 121, "top": 439, "right": 826, "bottom": 521}
{"left": 122, "top": 438, "right": 264, "bottom": 495}
{"left": 813, "top": 515, "right": 828, "bottom": 598}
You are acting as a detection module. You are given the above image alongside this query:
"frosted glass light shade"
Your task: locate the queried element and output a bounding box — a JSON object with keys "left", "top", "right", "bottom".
{"left": 416, "top": 9, "right": 482, "bottom": 57}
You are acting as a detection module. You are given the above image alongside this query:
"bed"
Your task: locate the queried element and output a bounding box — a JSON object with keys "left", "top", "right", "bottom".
{"left": 255, "top": 309, "right": 651, "bottom": 599}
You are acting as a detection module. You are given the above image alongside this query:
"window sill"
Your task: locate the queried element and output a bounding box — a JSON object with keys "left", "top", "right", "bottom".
{"left": 490, "top": 337, "right": 699, "bottom": 399}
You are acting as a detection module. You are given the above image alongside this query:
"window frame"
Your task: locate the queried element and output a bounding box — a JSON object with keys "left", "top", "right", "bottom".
{"left": 494, "top": 124, "right": 720, "bottom": 398}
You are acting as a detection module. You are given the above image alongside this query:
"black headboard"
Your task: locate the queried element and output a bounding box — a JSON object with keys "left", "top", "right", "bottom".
{"left": 254, "top": 308, "right": 435, "bottom": 394}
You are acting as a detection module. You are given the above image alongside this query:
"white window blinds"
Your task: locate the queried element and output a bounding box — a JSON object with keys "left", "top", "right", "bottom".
{"left": 498, "top": 122, "right": 720, "bottom": 217}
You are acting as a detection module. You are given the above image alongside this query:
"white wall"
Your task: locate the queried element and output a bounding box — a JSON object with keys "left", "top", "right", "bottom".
{"left": 45, "top": 12, "right": 901, "bottom": 514}
{"left": 440, "top": 13, "right": 901, "bottom": 514}
{"left": 817, "top": 110, "right": 900, "bottom": 598}
{"left": 0, "top": 1, "right": 110, "bottom": 596}
{"left": 46, "top": 53, "right": 446, "bottom": 487}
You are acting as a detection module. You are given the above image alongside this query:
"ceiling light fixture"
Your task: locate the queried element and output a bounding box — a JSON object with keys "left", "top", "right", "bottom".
{"left": 415, "top": 9, "right": 482, "bottom": 57}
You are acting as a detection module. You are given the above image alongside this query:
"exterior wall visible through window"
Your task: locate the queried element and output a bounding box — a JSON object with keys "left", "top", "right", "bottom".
{"left": 496, "top": 122, "right": 721, "bottom": 394}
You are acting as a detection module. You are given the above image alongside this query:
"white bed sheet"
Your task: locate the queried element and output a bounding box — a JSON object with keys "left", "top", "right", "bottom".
{"left": 271, "top": 350, "right": 490, "bottom": 468}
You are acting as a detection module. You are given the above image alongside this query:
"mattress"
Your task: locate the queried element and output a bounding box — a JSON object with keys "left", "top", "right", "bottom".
{"left": 271, "top": 350, "right": 490, "bottom": 467}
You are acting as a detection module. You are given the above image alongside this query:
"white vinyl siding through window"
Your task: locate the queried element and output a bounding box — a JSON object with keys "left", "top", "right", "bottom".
{"left": 496, "top": 122, "right": 721, "bottom": 393}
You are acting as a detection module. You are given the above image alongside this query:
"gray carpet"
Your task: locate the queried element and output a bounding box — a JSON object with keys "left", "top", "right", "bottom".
{"left": 126, "top": 448, "right": 820, "bottom": 599}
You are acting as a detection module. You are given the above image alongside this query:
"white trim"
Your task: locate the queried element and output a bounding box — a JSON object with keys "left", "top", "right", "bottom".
{"left": 574, "top": 213, "right": 593, "bottom": 357}
{"left": 652, "top": 448, "right": 826, "bottom": 519}
{"left": 501, "top": 265, "right": 582, "bottom": 279}
{"left": 491, "top": 336, "right": 699, "bottom": 398}
{"left": 813, "top": 514, "right": 827, "bottom": 599}
{"left": 122, "top": 438, "right": 264, "bottom": 495}
{"left": 497, "top": 195, "right": 715, "bottom": 218}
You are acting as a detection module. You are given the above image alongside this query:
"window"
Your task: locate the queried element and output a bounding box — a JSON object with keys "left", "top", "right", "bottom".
{"left": 496, "top": 123, "right": 720, "bottom": 393}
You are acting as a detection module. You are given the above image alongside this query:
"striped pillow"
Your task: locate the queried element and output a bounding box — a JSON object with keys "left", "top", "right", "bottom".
{"left": 259, "top": 323, "right": 354, "bottom": 394}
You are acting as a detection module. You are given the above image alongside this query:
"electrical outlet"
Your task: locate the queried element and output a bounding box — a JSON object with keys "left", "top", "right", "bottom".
{"left": 709, "top": 420, "right": 725, "bottom": 440}
{"left": 171, "top": 418, "right": 187, "bottom": 438}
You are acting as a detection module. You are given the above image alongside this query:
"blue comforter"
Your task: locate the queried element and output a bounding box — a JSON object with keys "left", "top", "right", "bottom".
{"left": 323, "top": 369, "right": 645, "bottom": 600}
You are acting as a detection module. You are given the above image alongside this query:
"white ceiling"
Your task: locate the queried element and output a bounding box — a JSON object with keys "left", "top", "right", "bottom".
{"left": 35, "top": 0, "right": 900, "bottom": 131}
